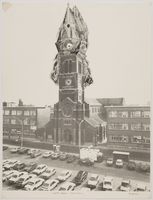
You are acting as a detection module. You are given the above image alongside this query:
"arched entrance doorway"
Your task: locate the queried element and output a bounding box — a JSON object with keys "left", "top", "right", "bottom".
{"left": 63, "top": 129, "right": 73, "bottom": 144}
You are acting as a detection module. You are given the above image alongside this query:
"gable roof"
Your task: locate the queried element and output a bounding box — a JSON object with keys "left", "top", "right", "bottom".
{"left": 97, "top": 98, "right": 124, "bottom": 106}
{"left": 85, "top": 114, "right": 106, "bottom": 127}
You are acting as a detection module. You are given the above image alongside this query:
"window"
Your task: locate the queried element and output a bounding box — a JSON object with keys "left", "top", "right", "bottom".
{"left": 109, "top": 136, "right": 128, "bottom": 143}
{"left": 142, "top": 124, "right": 150, "bottom": 131}
{"left": 109, "top": 111, "right": 117, "bottom": 118}
{"left": 30, "top": 119, "right": 35, "bottom": 125}
{"left": 17, "top": 110, "right": 22, "bottom": 115}
{"left": 61, "top": 60, "right": 74, "bottom": 74}
{"left": 118, "top": 111, "right": 128, "bottom": 118}
{"left": 108, "top": 123, "right": 128, "bottom": 130}
{"left": 64, "top": 119, "right": 71, "bottom": 125}
{"left": 11, "top": 119, "right": 16, "bottom": 124}
{"left": 131, "top": 124, "right": 141, "bottom": 131}
{"left": 143, "top": 137, "right": 150, "bottom": 144}
{"left": 122, "top": 124, "right": 128, "bottom": 130}
{"left": 142, "top": 111, "right": 150, "bottom": 118}
{"left": 3, "top": 118, "right": 9, "bottom": 124}
{"left": 78, "top": 62, "right": 82, "bottom": 74}
{"left": 11, "top": 110, "right": 16, "bottom": 115}
{"left": 30, "top": 110, "right": 36, "bottom": 116}
{"left": 4, "top": 110, "right": 9, "bottom": 115}
{"left": 131, "top": 136, "right": 142, "bottom": 143}
{"left": 130, "top": 111, "right": 141, "bottom": 118}
{"left": 24, "top": 111, "right": 30, "bottom": 116}
{"left": 24, "top": 118, "right": 29, "bottom": 125}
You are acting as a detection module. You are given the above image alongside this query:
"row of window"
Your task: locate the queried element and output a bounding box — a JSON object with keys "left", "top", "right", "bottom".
{"left": 108, "top": 111, "right": 150, "bottom": 118}
{"left": 3, "top": 110, "right": 36, "bottom": 116}
{"left": 91, "top": 107, "right": 101, "bottom": 114}
{"left": 108, "top": 123, "right": 150, "bottom": 131}
{"left": 3, "top": 118, "right": 36, "bottom": 126}
{"left": 109, "top": 136, "right": 150, "bottom": 144}
{"left": 60, "top": 60, "right": 83, "bottom": 74}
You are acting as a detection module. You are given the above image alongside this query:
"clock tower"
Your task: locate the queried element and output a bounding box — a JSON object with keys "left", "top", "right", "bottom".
{"left": 51, "top": 4, "right": 93, "bottom": 145}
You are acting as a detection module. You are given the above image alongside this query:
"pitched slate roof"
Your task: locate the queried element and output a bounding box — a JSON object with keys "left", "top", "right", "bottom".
{"left": 97, "top": 98, "right": 124, "bottom": 106}
{"left": 85, "top": 114, "right": 106, "bottom": 127}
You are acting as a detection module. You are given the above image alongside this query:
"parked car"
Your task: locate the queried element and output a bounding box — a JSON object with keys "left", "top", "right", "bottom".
{"left": 15, "top": 174, "right": 37, "bottom": 188}
{"left": 136, "top": 162, "right": 150, "bottom": 173}
{"left": 102, "top": 177, "right": 113, "bottom": 191}
{"left": 106, "top": 158, "right": 114, "bottom": 167}
{"left": 8, "top": 171, "right": 28, "bottom": 184}
{"left": 18, "top": 148, "right": 29, "bottom": 154}
{"left": 51, "top": 152, "right": 60, "bottom": 160}
{"left": 72, "top": 170, "right": 88, "bottom": 186}
{"left": 127, "top": 161, "right": 136, "bottom": 171}
{"left": 67, "top": 155, "right": 76, "bottom": 163}
{"left": 57, "top": 170, "right": 72, "bottom": 182}
{"left": 59, "top": 153, "right": 68, "bottom": 161}
{"left": 87, "top": 174, "right": 99, "bottom": 189}
{"left": 24, "top": 178, "right": 44, "bottom": 191}
{"left": 10, "top": 147, "right": 21, "bottom": 153}
{"left": 39, "top": 179, "right": 59, "bottom": 191}
{"left": 134, "top": 184, "right": 147, "bottom": 192}
{"left": 30, "top": 150, "right": 41, "bottom": 158}
{"left": 58, "top": 182, "right": 76, "bottom": 191}
{"left": 3, "top": 170, "right": 17, "bottom": 182}
{"left": 79, "top": 158, "right": 94, "bottom": 166}
{"left": 32, "top": 164, "right": 47, "bottom": 175}
{"left": 3, "top": 145, "right": 8, "bottom": 151}
{"left": 27, "top": 149, "right": 37, "bottom": 155}
{"left": 115, "top": 159, "right": 124, "bottom": 168}
{"left": 13, "top": 161, "right": 26, "bottom": 171}
{"left": 39, "top": 168, "right": 56, "bottom": 180}
{"left": 4, "top": 160, "right": 19, "bottom": 170}
{"left": 42, "top": 151, "right": 53, "bottom": 158}
{"left": 24, "top": 162, "right": 37, "bottom": 173}
{"left": 119, "top": 179, "right": 131, "bottom": 192}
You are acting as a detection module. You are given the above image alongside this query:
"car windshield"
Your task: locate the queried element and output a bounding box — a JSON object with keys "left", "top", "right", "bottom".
{"left": 37, "top": 167, "right": 42, "bottom": 170}
{"left": 104, "top": 181, "right": 111, "bottom": 185}
{"left": 59, "top": 188, "right": 66, "bottom": 191}
{"left": 45, "top": 170, "right": 51, "bottom": 173}
{"left": 121, "top": 182, "right": 129, "bottom": 187}
{"left": 18, "top": 178, "right": 24, "bottom": 181}
{"left": 90, "top": 177, "right": 96, "bottom": 181}
{"left": 12, "top": 175, "right": 18, "bottom": 178}
{"left": 137, "top": 188, "right": 145, "bottom": 191}
{"left": 27, "top": 182, "right": 34, "bottom": 186}
{"left": 50, "top": 181, "right": 56, "bottom": 186}
{"left": 43, "top": 183, "right": 49, "bottom": 187}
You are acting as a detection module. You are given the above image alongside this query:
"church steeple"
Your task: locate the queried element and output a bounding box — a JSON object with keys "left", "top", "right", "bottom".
{"left": 51, "top": 4, "right": 93, "bottom": 87}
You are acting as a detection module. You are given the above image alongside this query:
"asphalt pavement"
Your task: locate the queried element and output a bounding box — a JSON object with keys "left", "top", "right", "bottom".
{"left": 3, "top": 145, "right": 150, "bottom": 191}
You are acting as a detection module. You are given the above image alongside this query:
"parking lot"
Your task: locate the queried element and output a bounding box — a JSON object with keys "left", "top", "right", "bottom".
{"left": 3, "top": 145, "right": 150, "bottom": 192}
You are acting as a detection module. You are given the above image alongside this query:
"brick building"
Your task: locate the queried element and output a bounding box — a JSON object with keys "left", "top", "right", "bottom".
{"left": 3, "top": 102, "right": 51, "bottom": 138}
{"left": 105, "top": 105, "right": 150, "bottom": 149}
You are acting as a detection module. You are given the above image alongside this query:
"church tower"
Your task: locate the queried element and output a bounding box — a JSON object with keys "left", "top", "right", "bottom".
{"left": 51, "top": 4, "right": 93, "bottom": 145}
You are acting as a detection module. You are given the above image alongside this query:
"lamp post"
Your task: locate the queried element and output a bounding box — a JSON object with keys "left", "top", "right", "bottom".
{"left": 16, "top": 117, "right": 24, "bottom": 148}
{"left": 78, "top": 120, "right": 84, "bottom": 148}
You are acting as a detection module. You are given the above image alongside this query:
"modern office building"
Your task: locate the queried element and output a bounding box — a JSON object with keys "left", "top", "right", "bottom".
{"left": 105, "top": 105, "right": 150, "bottom": 149}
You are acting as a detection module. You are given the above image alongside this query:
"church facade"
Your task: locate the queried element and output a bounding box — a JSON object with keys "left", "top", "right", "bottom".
{"left": 50, "top": 5, "right": 106, "bottom": 146}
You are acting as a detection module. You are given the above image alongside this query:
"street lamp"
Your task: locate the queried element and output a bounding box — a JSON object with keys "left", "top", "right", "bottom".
{"left": 15, "top": 117, "right": 24, "bottom": 148}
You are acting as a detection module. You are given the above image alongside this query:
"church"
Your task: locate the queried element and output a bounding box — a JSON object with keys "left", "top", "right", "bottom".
{"left": 50, "top": 4, "right": 107, "bottom": 146}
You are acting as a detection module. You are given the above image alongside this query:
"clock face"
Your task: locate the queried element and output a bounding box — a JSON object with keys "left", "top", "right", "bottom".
{"left": 62, "top": 103, "right": 73, "bottom": 117}
{"left": 65, "top": 78, "right": 72, "bottom": 86}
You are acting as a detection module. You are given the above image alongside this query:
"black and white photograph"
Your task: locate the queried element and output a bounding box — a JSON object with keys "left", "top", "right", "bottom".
{"left": 1, "top": 0, "right": 152, "bottom": 199}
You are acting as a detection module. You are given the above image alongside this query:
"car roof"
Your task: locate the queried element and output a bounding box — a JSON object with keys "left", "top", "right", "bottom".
{"left": 137, "top": 184, "right": 146, "bottom": 189}
{"left": 45, "top": 179, "right": 59, "bottom": 184}
{"left": 90, "top": 174, "right": 98, "bottom": 178}
{"left": 116, "top": 159, "right": 122, "bottom": 161}
{"left": 122, "top": 179, "right": 130, "bottom": 183}
{"left": 104, "top": 177, "right": 113, "bottom": 181}
{"left": 37, "top": 164, "right": 46, "bottom": 167}
{"left": 61, "top": 182, "right": 75, "bottom": 187}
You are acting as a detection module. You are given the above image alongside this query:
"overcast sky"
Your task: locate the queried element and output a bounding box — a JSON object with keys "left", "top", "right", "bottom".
{"left": 2, "top": 0, "right": 151, "bottom": 106}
